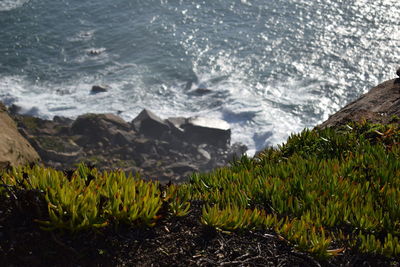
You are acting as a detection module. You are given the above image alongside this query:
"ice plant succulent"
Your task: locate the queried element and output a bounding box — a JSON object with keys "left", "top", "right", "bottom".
{"left": 2, "top": 121, "right": 400, "bottom": 259}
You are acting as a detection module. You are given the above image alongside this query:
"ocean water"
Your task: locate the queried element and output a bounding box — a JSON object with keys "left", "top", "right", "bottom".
{"left": 0, "top": 0, "right": 399, "bottom": 154}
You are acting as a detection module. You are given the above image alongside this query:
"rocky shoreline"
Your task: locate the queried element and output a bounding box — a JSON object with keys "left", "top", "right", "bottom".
{"left": 8, "top": 108, "right": 247, "bottom": 183}
{"left": 1, "top": 69, "right": 400, "bottom": 183}
{"left": 2, "top": 72, "right": 400, "bottom": 267}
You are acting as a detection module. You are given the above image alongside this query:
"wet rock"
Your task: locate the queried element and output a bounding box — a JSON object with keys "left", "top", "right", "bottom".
{"left": 91, "top": 85, "right": 108, "bottom": 94}
{"left": 132, "top": 109, "right": 170, "bottom": 140}
{"left": 0, "top": 102, "right": 40, "bottom": 168}
{"left": 182, "top": 116, "right": 231, "bottom": 148}
{"left": 193, "top": 88, "right": 212, "bottom": 95}
{"left": 88, "top": 50, "right": 102, "bottom": 56}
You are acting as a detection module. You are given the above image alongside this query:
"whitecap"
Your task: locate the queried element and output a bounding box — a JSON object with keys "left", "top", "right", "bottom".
{"left": 73, "top": 48, "right": 108, "bottom": 63}
{"left": 0, "top": 0, "right": 29, "bottom": 11}
{"left": 67, "top": 30, "right": 95, "bottom": 42}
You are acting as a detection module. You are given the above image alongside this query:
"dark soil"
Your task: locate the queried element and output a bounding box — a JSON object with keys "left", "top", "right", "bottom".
{"left": 0, "top": 188, "right": 398, "bottom": 267}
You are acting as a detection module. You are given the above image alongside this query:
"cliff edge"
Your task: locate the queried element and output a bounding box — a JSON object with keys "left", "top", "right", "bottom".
{"left": 0, "top": 103, "right": 40, "bottom": 168}
{"left": 320, "top": 76, "right": 400, "bottom": 128}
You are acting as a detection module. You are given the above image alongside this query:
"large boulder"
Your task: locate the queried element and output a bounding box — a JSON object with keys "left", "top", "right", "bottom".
{"left": 182, "top": 116, "right": 231, "bottom": 148}
{"left": 131, "top": 109, "right": 170, "bottom": 139}
{"left": 320, "top": 78, "right": 400, "bottom": 128}
{"left": 71, "top": 113, "right": 133, "bottom": 146}
{"left": 0, "top": 103, "right": 40, "bottom": 168}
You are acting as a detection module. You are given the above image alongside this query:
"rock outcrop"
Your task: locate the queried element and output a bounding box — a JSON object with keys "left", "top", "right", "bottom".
{"left": 12, "top": 109, "right": 246, "bottom": 183}
{"left": 71, "top": 113, "right": 133, "bottom": 146}
{"left": 182, "top": 117, "right": 231, "bottom": 148}
{"left": 132, "top": 109, "right": 170, "bottom": 140}
{"left": 0, "top": 103, "right": 40, "bottom": 168}
{"left": 91, "top": 85, "right": 108, "bottom": 94}
{"left": 320, "top": 78, "right": 400, "bottom": 128}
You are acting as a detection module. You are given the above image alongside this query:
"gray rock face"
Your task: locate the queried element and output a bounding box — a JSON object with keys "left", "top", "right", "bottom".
{"left": 182, "top": 116, "right": 231, "bottom": 148}
{"left": 166, "top": 117, "right": 186, "bottom": 140}
{"left": 132, "top": 111, "right": 232, "bottom": 149}
{"left": 72, "top": 113, "right": 130, "bottom": 132}
{"left": 71, "top": 113, "right": 132, "bottom": 145}
{"left": 132, "top": 109, "right": 170, "bottom": 140}
{"left": 319, "top": 79, "right": 400, "bottom": 128}
{"left": 132, "top": 138, "right": 157, "bottom": 155}
{"left": 12, "top": 108, "right": 246, "bottom": 183}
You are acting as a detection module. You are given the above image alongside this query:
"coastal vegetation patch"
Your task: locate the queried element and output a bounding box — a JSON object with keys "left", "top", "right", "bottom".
{"left": 1, "top": 121, "right": 400, "bottom": 265}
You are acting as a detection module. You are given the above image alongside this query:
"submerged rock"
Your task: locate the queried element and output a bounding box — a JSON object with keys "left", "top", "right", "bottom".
{"left": 91, "top": 85, "right": 108, "bottom": 94}
{"left": 189, "top": 88, "right": 213, "bottom": 95}
{"left": 88, "top": 50, "right": 102, "bottom": 56}
{"left": 194, "top": 88, "right": 212, "bottom": 94}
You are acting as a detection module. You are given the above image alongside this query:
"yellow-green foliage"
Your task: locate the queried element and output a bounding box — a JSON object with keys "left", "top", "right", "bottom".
{"left": 101, "top": 169, "right": 162, "bottom": 226}
{"left": 201, "top": 204, "right": 266, "bottom": 231}
{"left": 2, "top": 121, "right": 400, "bottom": 260}
{"left": 188, "top": 122, "right": 400, "bottom": 259}
{"left": 165, "top": 184, "right": 191, "bottom": 217}
{"left": 0, "top": 164, "right": 184, "bottom": 231}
